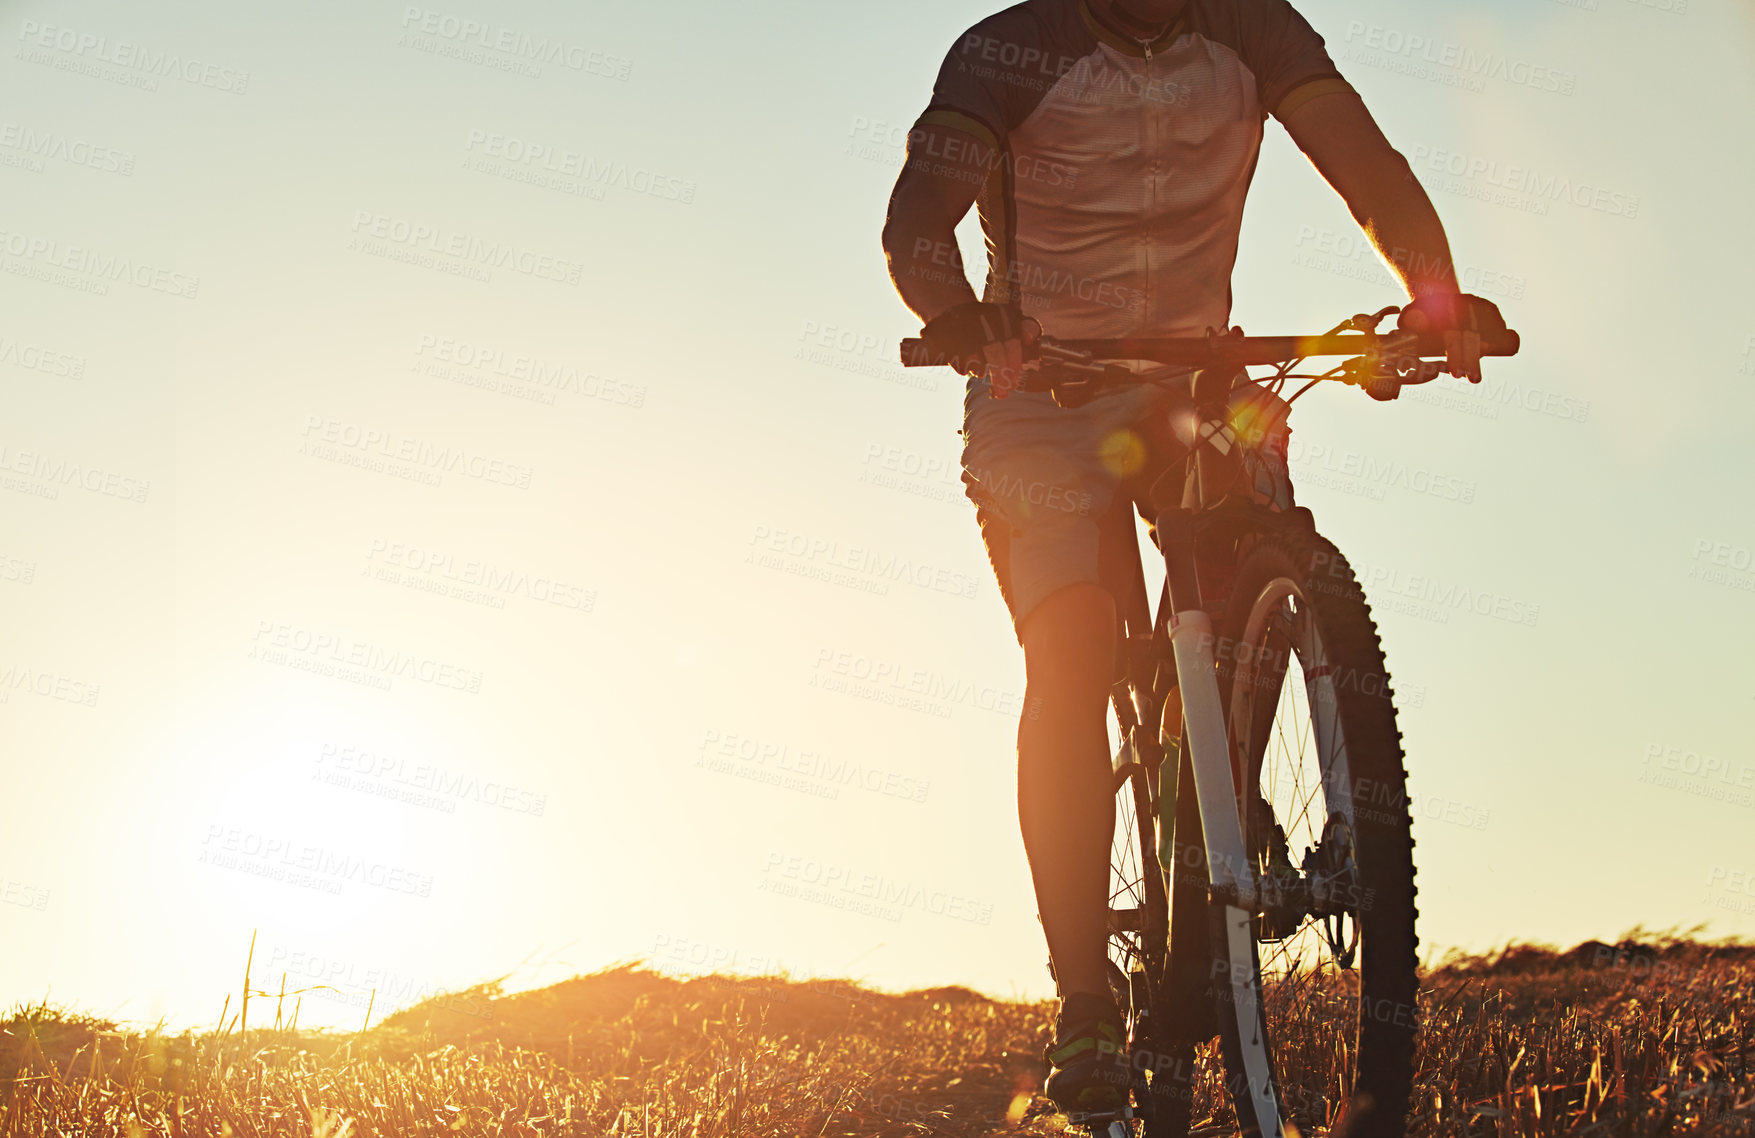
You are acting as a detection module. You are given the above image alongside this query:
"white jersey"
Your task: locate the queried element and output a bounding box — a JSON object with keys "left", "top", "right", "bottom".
{"left": 914, "top": 0, "right": 1352, "bottom": 338}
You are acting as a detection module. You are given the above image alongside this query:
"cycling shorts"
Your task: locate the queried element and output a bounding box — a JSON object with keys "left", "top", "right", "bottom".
{"left": 959, "top": 374, "right": 1184, "bottom": 638}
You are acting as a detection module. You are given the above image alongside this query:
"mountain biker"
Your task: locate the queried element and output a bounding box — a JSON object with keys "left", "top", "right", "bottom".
{"left": 881, "top": 0, "right": 1506, "bottom": 1115}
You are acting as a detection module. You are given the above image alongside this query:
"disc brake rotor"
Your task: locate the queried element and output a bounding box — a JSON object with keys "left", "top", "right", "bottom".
{"left": 1305, "top": 814, "right": 1361, "bottom": 968}
{"left": 1248, "top": 795, "right": 1307, "bottom": 942}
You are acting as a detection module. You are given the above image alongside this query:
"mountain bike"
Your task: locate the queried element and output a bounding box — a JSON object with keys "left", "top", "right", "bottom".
{"left": 901, "top": 308, "right": 1520, "bottom": 1138}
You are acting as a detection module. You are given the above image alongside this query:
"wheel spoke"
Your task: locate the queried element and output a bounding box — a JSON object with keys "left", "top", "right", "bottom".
{"left": 1220, "top": 558, "right": 1404, "bottom": 1135}
{"left": 1106, "top": 765, "right": 1159, "bottom": 988}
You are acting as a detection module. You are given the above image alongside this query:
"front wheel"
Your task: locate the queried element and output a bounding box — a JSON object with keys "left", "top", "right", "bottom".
{"left": 1103, "top": 743, "right": 1178, "bottom": 1135}
{"left": 1209, "top": 528, "right": 1420, "bottom": 1138}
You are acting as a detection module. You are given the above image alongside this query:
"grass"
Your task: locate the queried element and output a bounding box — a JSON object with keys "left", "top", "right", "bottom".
{"left": 3, "top": 934, "right": 1753, "bottom": 1137}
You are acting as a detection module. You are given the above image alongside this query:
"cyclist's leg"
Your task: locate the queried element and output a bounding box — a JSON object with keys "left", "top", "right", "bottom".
{"left": 960, "top": 374, "right": 1173, "bottom": 1001}
{"left": 1017, "top": 580, "right": 1116, "bottom": 1001}
{"left": 966, "top": 479, "right": 1131, "bottom": 1111}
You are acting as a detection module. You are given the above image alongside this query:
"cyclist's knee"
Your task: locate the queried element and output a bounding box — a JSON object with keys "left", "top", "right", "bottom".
{"left": 1020, "top": 583, "right": 1116, "bottom": 700}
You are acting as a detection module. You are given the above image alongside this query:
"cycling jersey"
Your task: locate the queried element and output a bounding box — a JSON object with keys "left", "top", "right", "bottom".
{"left": 915, "top": 0, "right": 1351, "bottom": 339}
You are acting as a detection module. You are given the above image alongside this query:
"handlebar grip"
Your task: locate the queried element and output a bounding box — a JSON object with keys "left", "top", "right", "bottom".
{"left": 900, "top": 338, "right": 933, "bottom": 366}
{"left": 1408, "top": 327, "right": 1521, "bottom": 357}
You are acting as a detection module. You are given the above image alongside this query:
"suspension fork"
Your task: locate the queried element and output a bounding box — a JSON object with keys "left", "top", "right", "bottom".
{"left": 1156, "top": 512, "right": 1290, "bottom": 1138}
{"left": 1155, "top": 508, "right": 1258, "bottom": 913}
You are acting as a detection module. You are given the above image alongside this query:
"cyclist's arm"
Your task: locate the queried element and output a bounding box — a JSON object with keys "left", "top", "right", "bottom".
{"left": 1280, "top": 89, "right": 1482, "bottom": 379}
{"left": 881, "top": 122, "right": 988, "bottom": 323}
{"left": 882, "top": 122, "right": 1029, "bottom": 391}
{"left": 1280, "top": 89, "right": 1457, "bottom": 298}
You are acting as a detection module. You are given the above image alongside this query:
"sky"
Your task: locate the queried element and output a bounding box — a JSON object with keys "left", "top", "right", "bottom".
{"left": 2, "top": 0, "right": 1753, "bottom": 1032}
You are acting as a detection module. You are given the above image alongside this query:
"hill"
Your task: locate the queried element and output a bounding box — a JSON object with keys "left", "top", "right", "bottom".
{"left": 3, "top": 935, "right": 1753, "bottom": 1136}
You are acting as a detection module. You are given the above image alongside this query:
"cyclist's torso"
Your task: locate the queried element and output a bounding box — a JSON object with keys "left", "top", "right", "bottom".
{"left": 916, "top": 0, "right": 1349, "bottom": 339}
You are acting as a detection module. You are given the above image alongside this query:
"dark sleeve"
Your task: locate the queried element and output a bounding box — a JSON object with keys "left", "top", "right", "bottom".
{"left": 912, "top": 8, "right": 1055, "bottom": 154}
{"left": 1238, "top": 0, "right": 1355, "bottom": 121}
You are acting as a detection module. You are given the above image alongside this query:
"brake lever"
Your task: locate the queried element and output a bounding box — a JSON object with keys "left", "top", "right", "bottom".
{"left": 1379, "top": 331, "right": 1447, "bottom": 387}
{"left": 1045, "top": 362, "right": 1137, "bottom": 408}
{"left": 1026, "top": 342, "right": 1138, "bottom": 407}
{"left": 1037, "top": 341, "right": 1096, "bottom": 366}
{"left": 1365, "top": 375, "right": 1402, "bottom": 402}
{"left": 1349, "top": 306, "right": 1403, "bottom": 333}
{"left": 1339, "top": 329, "right": 1446, "bottom": 401}
{"left": 1046, "top": 372, "right": 1101, "bottom": 408}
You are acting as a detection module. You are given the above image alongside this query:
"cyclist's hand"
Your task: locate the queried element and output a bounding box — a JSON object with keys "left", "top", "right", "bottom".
{"left": 919, "top": 301, "right": 1039, "bottom": 398}
{"left": 1397, "top": 292, "right": 1505, "bottom": 384}
{"left": 982, "top": 318, "right": 1043, "bottom": 398}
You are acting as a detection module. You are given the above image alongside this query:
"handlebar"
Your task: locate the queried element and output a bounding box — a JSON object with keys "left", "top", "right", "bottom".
{"left": 898, "top": 327, "right": 1519, "bottom": 369}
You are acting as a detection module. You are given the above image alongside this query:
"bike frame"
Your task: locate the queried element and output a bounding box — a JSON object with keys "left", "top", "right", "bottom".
{"left": 1137, "top": 503, "right": 1286, "bottom": 1134}
{"left": 1100, "top": 439, "right": 1292, "bottom": 1135}
{"left": 901, "top": 313, "right": 1519, "bottom": 1137}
